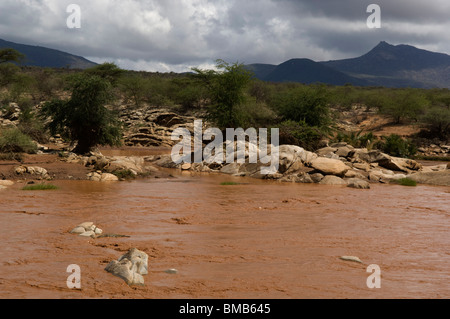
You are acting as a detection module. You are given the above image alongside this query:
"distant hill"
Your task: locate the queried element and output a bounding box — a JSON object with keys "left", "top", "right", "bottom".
{"left": 0, "top": 38, "right": 97, "bottom": 69}
{"left": 248, "top": 42, "right": 450, "bottom": 88}
{"left": 321, "top": 41, "right": 450, "bottom": 88}
{"left": 248, "top": 59, "right": 367, "bottom": 86}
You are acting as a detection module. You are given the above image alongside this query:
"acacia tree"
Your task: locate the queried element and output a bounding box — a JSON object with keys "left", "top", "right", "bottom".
{"left": 40, "top": 74, "right": 122, "bottom": 154}
{"left": 192, "top": 59, "right": 252, "bottom": 129}
{"left": 0, "top": 48, "right": 24, "bottom": 64}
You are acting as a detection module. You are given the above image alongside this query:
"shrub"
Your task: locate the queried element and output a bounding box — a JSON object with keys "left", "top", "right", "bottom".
{"left": 420, "top": 106, "right": 450, "bottom": 140}
{"left": 0, "top": 128, "right": 37, "bottom": 154}
{"left": 272, "top": 85, "right": 331, "bottom": 127}
{"left": 376, "top": 134, "right": 417, "bottom": 158}
{"left": 334, "top": 131, "right": 376, "bottom": 149}
{"left": 40, "top": 74, "right": 122, "bottom": 154}
{"left": 193, "top": 59, "right": 252, "bottom": 129}
{"left": 278, "top": 120, "right": 327, "bottom": 151}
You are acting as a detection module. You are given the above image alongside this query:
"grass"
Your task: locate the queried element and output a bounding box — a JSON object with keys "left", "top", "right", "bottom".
{"left": 414, "top": 155, "right": 450, "bottom": 162}
{"left": 22, "top": 184, "right": 59, "bottom": 191}
{"left": 393, "top": 178, "right": 418, "bottom": 187}
{"left": 220, "top": 182, "right": 240, "bottom": 186}
{"left": 112, "top": 169, "right": 136, "bottom": 180}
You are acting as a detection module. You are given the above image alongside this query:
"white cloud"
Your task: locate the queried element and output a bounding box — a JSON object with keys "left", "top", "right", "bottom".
{"left": 0, "top": 0, "right": 449, "bottom": 71}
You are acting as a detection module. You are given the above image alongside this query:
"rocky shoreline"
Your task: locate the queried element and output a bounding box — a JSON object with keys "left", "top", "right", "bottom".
{"left": 1, "top": 105, "right": 449, "bottom": 189}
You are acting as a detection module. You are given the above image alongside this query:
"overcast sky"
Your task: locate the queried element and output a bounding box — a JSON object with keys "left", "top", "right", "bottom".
{"left": 0, "top": 0, "right": 449, "bottom": 72}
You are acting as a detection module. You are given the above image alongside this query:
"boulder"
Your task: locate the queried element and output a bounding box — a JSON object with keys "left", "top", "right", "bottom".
{"left": 377, "top": 156, "right": 422, "bottom": 173}
{"left": 319, "top": 175, "right": 347, "bottom": 186}
{"left": 220, "top": 163, "right": 242, "bottom": 175}
{"left": 280, "top": 172, "right": 313, "bottom": 184}
{"left": 407, "top": 170, "right": 450, "bottom": 187}
{"left": 278, "top": 145, "right": 305, "bottom": 173}
{"left": 335, "top": 146, "right": 353, "bottom": 158}
{"left": 315, "top": 147, "right": 337, "bottom": 157}
{"left": 100, "top": 173, "right": 119, "bottom": 182}
{"left": 347, "top": 178, "right": 371, "bottom": 189}
{"left": 310, "top": 173, "right": 324, "bottom": 183}
{"left": 311, "top": 157, "right": 350, "bottom": 177}
{"left": 105, "top": 248, "right": 149, "bottom": 286}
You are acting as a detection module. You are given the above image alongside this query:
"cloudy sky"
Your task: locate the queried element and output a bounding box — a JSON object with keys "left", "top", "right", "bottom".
{"left": 0, "top": 0, "right": 449, "bottom": 72}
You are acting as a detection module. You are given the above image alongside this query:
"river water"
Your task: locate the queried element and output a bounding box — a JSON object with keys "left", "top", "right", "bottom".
{"left": 0, "top": 167, "right": 449, "bottom": 299}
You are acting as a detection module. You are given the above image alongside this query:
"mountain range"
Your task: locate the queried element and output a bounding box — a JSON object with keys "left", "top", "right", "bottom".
{"left": 1, "top": 38, "right": 450, "bottom": 88}
{"left": 0, "top": 38, "right": 97, "bottom": 69}
{"left": 247, "top": 41, "right": 450, "bottom": 89}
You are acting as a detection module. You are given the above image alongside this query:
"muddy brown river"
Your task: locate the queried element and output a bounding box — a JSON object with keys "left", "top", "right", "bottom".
{"left": 0, "top": 169, "right": 449, "bottom": 299}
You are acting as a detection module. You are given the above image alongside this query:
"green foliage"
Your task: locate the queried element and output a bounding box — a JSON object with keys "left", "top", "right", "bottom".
{"left": 171, "top": 77, "right": 207, "bottom": 111}
{"left": 40, "top": 74, "right": 122, "bottom": 154}
{"left": 22, "top": 184, "right": 59, "bottom": 191}
{"left": 119, "top": 74, "right": 150, "bottom": 107}
{"left": 0, "top": 63, "right": 20, "bottom": 87}
{"left": 17, "top": 98, "right": 49, "bottom": 144}
{"left": 193, "top": 59, "right": 252, "bottom": 129}
{"left": 112, "top": 169, "right": 136, "bottom": 180}
{"left": 0, "top": 48, "right": 25, "bottom": 64}
{"left": 393, "top": 178, "right": 417, "bottom": 187}
{"left": 0, "top": 127, "right": 37, "bottom": 154}
{"left": 420, "top": 106, "right": 450, "bottom": 139}
{"left": 376, "top": 134, "right": 417, "bottom": 158}
{"left": 84, "top": 63, "right": 124, "bottom": 86}
{"left": 271, "top": 85, "right": 331, "bottom": 127}
{"left": 379, "top": 89, "right": 429, "bottom": 124}
{"left": 334, "top": 131, "right": 376, "bottom": 149}
{"left": 278, "top": 120, "right": 327, "bottom": 151}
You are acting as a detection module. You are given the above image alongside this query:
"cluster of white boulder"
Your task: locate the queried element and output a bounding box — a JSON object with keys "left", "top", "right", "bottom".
{"left": 70, "top": 222, "right": 103, "bottom": 238}
{"left": 152, "top": 142, "right": 450, "bottom": 187}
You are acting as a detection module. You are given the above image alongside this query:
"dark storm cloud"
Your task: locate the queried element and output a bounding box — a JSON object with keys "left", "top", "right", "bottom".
{"left": 0, "top": 0, "right": 448, "bottom": 71}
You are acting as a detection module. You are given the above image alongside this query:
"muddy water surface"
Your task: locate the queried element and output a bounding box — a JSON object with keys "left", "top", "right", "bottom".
{"left": 0, "top": 171, "right": 449, "bottom": 299}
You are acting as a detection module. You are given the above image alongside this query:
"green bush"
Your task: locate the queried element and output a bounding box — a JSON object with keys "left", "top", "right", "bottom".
{"left": 272, "top": 85, "right": 331, "bottom": 127}
{"left": 40, "top": 74, "right": 122, "bottom": 154}
{"left": 0, "top": 128, "right": 37, "bottom": 154}
{"left": 334, "top": 131, "right": 376, "bottom": 149}
{"left": 376, "top": 134, "right": 417, "bottom": 158}
{"left": 278, "top": 120, "right": 327, "bottom": 151}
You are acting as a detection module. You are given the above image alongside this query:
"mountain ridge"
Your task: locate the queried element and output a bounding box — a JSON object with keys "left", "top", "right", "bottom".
{"left": 248, "top": 41, "right": 450, "bottom": 88}
{"left": 0, "top": 38, "right": 97, "bottom": 69}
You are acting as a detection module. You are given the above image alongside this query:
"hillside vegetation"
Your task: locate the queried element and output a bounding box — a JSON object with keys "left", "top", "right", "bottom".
{"left": 0, "top": 50, "right": 449, "bottom": 160}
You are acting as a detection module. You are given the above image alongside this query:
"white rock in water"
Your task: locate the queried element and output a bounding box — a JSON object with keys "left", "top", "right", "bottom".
{"left": 79, "top": 231, "right": 95, "bottom": 238}
{"left": 78, "top": 222, "right": 94, "bottom": 230}
{"left": 340, "top": 256, "right": 363, "bottom": 264}
{"left": 70, "top": 226, "right": 86, "bottom": 234}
